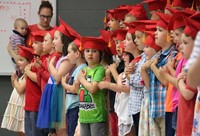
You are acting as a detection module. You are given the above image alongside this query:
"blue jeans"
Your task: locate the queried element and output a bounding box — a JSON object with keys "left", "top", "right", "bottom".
{"left": 67, "top": 106, "right": 79, "bottom": 136}
{"left": 25, "top": 111, "right": 46, "bottom": 136}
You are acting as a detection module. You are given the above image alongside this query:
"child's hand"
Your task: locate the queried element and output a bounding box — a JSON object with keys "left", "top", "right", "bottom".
{"left": 159, "top": 66, "right": 168, "bottom": 78}
{"left": 77, "top": 69, "right": 86, "bottom": 81}
{"left": 11, "top": 73, "right": 18, "bottom": 82}
{"left": 98, "top": 81, "right": 109, "bottom": 90}
{"left": 125, "top": 62, "right": 136, "bottom": 75}
{"left": 34, "top": 56, "right": 42, "bottom": 68}
{"left": 61, "top": 73, "right": 70, "bottom": 85}
{"left": 109, "top": 63, "right": 117, "bottom": 72}
{"left": 166, "top": 57, "right": 175, "bottom": 68}
{"left": 142, "top": 59, "right": 154, "bottom": 69}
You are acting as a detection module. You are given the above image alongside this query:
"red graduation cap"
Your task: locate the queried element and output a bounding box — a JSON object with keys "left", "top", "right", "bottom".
{"left": 31, "top": 30, "right": 46, "bottom": 42}
{"left": 168, "top": 10, "right": 194, "bottom": 31}
{"left": 189, "top": 12, "right": 200, "bottom": 22}
{"left": 112, "top": 29, "right": 127, "bottom": 41}
{"left": 126, "top": 20, "right": 157, "bottom": 33}
{"left": 73, "top": 38, "right": 81, "bottom": 49}
{"left": 183, "top": 17, "right": 200, "bottom": 39}
{"left": 100, "top": 30, "right": 117, "bottom": 55}
{"left": 18, "top": 45, "right": 34, "bottom": 61}
{"left": 141, "top": 0, "right": 166, "bottom": 11}
{"left": 113, "top": 6, "right": 130, "bottom": 20}
{"left": 172, "top": 0, "right": 194, "bottom": 8}
{"left": 145, "top": 31, "right": 161, "bottom": 51}
{"left": 154, "top": 12, "right": 172, "bottom": 30}
{"left": 57, "top": 17, "right": 80, "bottom": 40}
{"left": 59, "top": 17, "right": 80, "bottom": 40}
{"left": 81, "top": 36, "right": 107, "bottom": 51}
{"left": 127, "top": 4, "right": 148, "bottom": 20}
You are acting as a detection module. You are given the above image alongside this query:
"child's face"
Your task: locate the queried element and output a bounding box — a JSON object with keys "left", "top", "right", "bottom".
{"left": 173, "top": 28, "right": 183, "bottom": 52}
{"left": 84, "top": 49, "right": 100, "bottom": 66}
{"left": 134, "top": 31, "right": 145, "bottom": 51}
{"left": 115, "top": 39, "right": 123, "bottom": 57}
{"left": 53, "top": 31, "right": 63, "bottom": 53}
{"left": 143, "top": 46, "right": 157, "bottom": 60}
{"left": 122, "top": 52, "right": 131, "bottom": 66}
{"left": 124, "top": 32, "right": 137, "bottom": 53}
{"left": 67, "top": 44, "right": 78, "bottom": 64}
{"left": 181, "top": 33, "right": 194, "bottom": 59}
{"left": 16, "top": 21, "right": 28, "bottom": 36}
{"left": 107, "top": 18, "right": 120, "bottom": 31}
{"left": 17, "top": 56, "right": 29, "bottom": 70}
{"left": 42, "top": 33, "right": 54, "bottom": 53}
{"left": 155, "top": 26, "right": 168, "bottom": 47}
{"left": 32, "top": 41, "right": 43, "bottom": 55}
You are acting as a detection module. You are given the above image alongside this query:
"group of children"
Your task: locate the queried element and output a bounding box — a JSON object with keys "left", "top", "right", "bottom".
{"left": 2, "top": 0, "right": 200, "bottom": 136}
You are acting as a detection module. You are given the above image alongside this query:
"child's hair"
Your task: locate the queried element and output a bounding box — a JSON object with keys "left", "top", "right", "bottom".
{"left": 126, "top": 51, "right": 134, "bottom": 62}
{"left": 60, "top": 33, "right": 73, "bottom": 56}
{"left": 177, "top": 26, "right": 185, "bottom": 33}
{"left": 14, "top": 18, "right": 27, "bottom": 29}
{"left": 69, "top": 41, "right": 79, "bottom": 52}
{"left": 131, "top": 34, "right": 136, "bottom": 43}
{"left": 68, "top": 41, "right": 84, "bottom": 58}
{"left": 184, "top": 33, "right": 194, "bottom": 40}
{"left": 102, "top": 52, "right": 113, "bottom": 65}
{"left": 39, "top": 1, "right": 53, "bottom": 14}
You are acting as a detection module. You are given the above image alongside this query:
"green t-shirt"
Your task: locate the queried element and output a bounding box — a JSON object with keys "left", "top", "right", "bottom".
{"left": 78, "top": 64, "right": 107, "bottom": 123}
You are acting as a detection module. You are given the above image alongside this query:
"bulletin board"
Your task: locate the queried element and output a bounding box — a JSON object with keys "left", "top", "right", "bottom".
{"left": 0, "top": 0, "right": 56, "bottom": 75}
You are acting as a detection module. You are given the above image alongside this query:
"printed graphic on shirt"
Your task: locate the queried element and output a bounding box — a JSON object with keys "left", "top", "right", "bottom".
{"left": 79, "top": 75, "right": 96, "bottom": 110}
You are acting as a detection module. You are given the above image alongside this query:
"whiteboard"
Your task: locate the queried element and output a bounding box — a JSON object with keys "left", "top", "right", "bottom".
{"left": 0, "top": 0, "right": 56, "bottom": 75}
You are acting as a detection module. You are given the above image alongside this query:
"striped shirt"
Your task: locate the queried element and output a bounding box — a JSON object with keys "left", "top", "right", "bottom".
{"left": 149, "top": 45, "right": 177, "bottom": 118}
{"left": 9, "top": 30, "right": 25, "bottom": 50}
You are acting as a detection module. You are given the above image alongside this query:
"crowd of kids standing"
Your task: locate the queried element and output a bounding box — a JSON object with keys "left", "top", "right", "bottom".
{"left": 1, "top": 0, "right": 200, "bottom": 136}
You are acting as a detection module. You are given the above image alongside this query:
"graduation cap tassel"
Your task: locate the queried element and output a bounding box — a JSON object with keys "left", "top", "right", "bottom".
{"left": 190, "top": 0, "right": 195, "bottom": 10}
{"left": 142, "top": 33, "right": 146, "bottom": 44}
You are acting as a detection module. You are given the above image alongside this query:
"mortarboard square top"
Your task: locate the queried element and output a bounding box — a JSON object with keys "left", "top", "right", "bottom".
{"left": 155, "top": 12, "right": 172, "bottom": 30}
{"left": 18, "top": 45, "right": 34, "bottom": 61}
{"left": 183, "top": 17, "right": 200, "bottom": 39}
{"left": 31, "top": 30, "right": 46, "bottom": 42}
{"left": 81, "top": 36, "right": 107, "bottom": 52}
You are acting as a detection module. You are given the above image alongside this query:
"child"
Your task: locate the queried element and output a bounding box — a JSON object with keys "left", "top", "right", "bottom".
{"left": 35, "top": 26, "right": 60, "bottom": 92}
{"left": 76, "top": 36, "right": 108, "bottom": 136}
{"left": 176, "top": 18, "right": 200, "bottom": 136}
{"left": 1, "top": 45, "right": 33, "bottom": 136}
{"left": 139, "top": 32, "right": 161, "bottom": 136}
{"left": 98, "top": 50, "right": 134, "bottom": 136}
{"left": 148, "top": 12, "right": 177, "bottom": 136}
{"left": 37, "top": 19, "right": 74, "bottom": 136}
{"left": 7, "top": 18, "right": 28, "bottom": 75}
{"left": 23, "top": 31, "right": 48, "bottom": 136}
{"left": 158, "top": 12, "right": 192, "bottom": 134}
{"left": 61, "top": 40, "right": 87, "bottom": 136}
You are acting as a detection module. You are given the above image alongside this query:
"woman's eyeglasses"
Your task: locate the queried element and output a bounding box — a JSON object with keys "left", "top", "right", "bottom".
{"left": 40, "top": 15, "right": 52, "bottom": 20}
